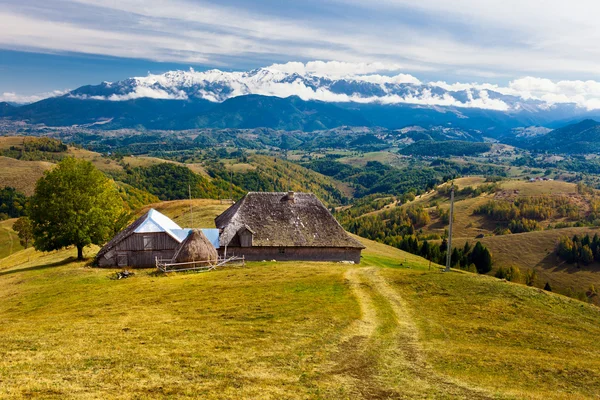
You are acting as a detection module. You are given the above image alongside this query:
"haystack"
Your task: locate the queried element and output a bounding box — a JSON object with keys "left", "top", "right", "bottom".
{"left": 171, "top": 229, "right": 218, "bottom": 267}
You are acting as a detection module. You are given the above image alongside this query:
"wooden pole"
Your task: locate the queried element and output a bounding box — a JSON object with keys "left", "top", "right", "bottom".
{"left": 445, "top": 183, "right": 455, "bottom": 272}
{"left": 189, "top": 184, "right": 194, "bottom": 227}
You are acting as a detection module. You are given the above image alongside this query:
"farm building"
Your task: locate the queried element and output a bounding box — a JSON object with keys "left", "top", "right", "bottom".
{"left": 215, "top": 191, "right": 365, "bottom": 263}
{"left": 96, "top": 209, "right": 220, "bottom": 268}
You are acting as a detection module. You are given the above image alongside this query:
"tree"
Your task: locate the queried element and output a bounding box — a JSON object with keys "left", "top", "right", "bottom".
{"left": 12, "top": 217, "right": 33, "bottom": 248}
{"left": 544, "top": 282, "right": 552, "bottom": 291}
{"left": 581, "top": 245, "right": 594, "bottom": 265}
{"left": 470, "top": 241, "right": 493, "bottom": 274}
{"left": 29, "top": 158, "right": 124, "bottom": 260}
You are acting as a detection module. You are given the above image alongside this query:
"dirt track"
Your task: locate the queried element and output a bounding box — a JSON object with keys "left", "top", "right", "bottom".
{"left": 336, "top": 267, "right": 495, "bottom": 399}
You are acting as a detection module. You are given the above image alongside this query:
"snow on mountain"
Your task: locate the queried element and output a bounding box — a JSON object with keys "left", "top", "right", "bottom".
{"left": 66, "top": 62, "right": 583, "bottom": 113}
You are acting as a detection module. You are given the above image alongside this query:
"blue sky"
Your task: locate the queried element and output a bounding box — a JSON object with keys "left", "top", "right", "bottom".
{"left": 2, "top": 0, "right": 600, "bottom": 102}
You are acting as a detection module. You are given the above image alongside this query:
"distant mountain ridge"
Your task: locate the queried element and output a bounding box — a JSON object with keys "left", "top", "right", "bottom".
{"left": 519, "top": 119, "right": 600, "bottom": 154}
{"left": 3, "top": 65, "right": 600, "bottom": 131}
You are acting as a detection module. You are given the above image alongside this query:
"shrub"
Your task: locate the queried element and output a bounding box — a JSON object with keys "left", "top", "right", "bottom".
{"left": 525, "top": 269, "right": 537, "bottom": 286}
{"left": 495, "top": 266, "right": 521, "bottom": 282}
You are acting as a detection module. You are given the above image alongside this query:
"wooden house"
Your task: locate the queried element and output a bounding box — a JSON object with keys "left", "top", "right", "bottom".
{"left": 96, "top": 209, "right": 219, "bottom": 268}
{"left": 215, "top": 192, "right": 365, "bottom": 263}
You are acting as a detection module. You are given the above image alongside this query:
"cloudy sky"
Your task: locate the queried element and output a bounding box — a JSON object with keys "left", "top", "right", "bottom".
{"left": 2, "top": 0, "right": 600, "bottom": 103}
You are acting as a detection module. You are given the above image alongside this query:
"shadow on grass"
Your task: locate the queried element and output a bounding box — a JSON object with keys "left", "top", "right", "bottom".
{"left": 538, "top": 252, "right": 600, "bottom": 274}
{"left": 0, "top": 256, "right": 79, "bottom": 277}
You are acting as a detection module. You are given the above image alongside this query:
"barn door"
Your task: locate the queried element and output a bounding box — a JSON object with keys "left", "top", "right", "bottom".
{"left": 117, "top": 254, "right": 128, "bottom": 267}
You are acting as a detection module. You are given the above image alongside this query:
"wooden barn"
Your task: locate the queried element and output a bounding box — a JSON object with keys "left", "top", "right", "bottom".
{"left": 96, "top": 209, "right": 219, "bottom": 268}
{"left": 215, "top": 192, "right": 365, "bottom": 263}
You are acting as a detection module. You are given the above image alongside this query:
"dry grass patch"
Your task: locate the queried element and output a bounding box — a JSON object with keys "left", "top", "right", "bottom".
{"left": 0, "top": 156, "right": 54, "bottom": 195}
{"left": 0, "top": 247, "right": 361, "bottom": 399}
{"left": 382, "top": 267, "right": 600, "bottom": 399}
{"left": 453, "top": 227, "right": 600, "bottom": 303}
{"left": 66, "top": 148, "right": 123, "bottom": 174}
{"left": 0, "top": 218, "right": 23, "bottom": 260}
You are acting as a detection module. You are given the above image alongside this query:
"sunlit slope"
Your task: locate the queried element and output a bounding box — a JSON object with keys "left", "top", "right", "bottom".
{"left": 0, "top": 228, "right": 599, "bottom": 398}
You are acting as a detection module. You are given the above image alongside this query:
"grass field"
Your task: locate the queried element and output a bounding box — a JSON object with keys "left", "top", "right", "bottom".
{"left": 1, "top": 200, "right": 600, "bottom": 398}
{"left": 122, "top": 156, "right": 209, "bottom": 177}
{"left": 338, "top": 151, "right": 403, "bottom": 167}
{"left": 0, "top": 218, "right": 23, "bottom": 259}
{"left": 67, "top": 148, "right": 123, "bottom": 174}
{"left": 453, "top": 227, "right": 600, "bottom": 301}
{"left": 0, "top": 156, "right": 54, "bottom": 196}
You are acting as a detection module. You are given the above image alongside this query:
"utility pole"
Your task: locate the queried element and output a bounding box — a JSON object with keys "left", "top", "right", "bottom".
{"left": 230, "top": 169, "right": 233, "bottom": 203}
{"left": 189, "top": 184, "right": 194, "bottom": 227}
{"left": 445, "top": 183, "right": 455, "bottom": 272}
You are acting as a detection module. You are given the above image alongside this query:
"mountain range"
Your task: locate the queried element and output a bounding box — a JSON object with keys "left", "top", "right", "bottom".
{"left": 3, "top": 66, "right": 600, "bottom": 132}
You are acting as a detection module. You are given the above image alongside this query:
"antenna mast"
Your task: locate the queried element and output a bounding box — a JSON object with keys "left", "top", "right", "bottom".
{"left": 445, "top": 183, "right": 455, "bottom": 272}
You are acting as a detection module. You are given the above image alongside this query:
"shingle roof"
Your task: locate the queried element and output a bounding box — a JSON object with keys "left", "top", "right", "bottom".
{"left": 215, "top": 192, "right": 365, "bottom": 249}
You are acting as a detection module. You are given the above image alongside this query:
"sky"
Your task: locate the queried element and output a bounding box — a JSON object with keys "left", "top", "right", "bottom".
{"left": 2, "top": 0, "right": 600, "bottom": 103}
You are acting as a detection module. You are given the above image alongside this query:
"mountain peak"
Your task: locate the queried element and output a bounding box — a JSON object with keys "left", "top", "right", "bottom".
{"left": 60, "top": 66, "right": 526, "bottom": 112}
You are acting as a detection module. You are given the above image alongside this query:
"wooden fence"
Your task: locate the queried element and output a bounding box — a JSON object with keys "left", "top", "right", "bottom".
{"left": 155, "top": 255, "right": 245, "bottom": 273}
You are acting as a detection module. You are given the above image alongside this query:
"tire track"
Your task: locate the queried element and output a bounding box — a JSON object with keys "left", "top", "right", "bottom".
{"left": 338, "top": 267, "right": 495, "bottom": 399}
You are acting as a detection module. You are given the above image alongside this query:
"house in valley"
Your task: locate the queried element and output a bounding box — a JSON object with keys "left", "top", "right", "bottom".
{"left": 215, "top": 192, "right": 365, "bottom": 263}
{"left": 96, "top": 209, "right": 220, "bottom": 268}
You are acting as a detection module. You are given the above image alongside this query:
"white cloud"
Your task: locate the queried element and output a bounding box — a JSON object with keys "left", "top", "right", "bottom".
{"left": 1, "top": 90, "right": 69, "bottom": 104}
{"left": 505, "top": 77, "right": 600, "bottom": 110}
{"left": 3, "top": 0, "right": 600, "bottom": 79}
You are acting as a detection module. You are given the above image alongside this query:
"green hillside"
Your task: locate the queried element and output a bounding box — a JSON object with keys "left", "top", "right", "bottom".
{"left": 0, "top": 201, "right": 599, "bottom": 398}
{"left": 0, "top": 218, "right": 23, "bottom": 259}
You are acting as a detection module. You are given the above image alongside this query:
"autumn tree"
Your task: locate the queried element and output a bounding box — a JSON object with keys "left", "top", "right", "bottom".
{"left": 12, "top": 217, "right": 33, "bottom": 248}
{"left": 29, "top": 158, "right": 124, "bottom": 260}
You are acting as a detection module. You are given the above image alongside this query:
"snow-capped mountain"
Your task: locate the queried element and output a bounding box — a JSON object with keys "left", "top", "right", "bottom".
{"left": 5, "top": 63, "right": 600, "bottom": 132}
{"left": 68, "top": 65, "right": 544, "bottom": 113}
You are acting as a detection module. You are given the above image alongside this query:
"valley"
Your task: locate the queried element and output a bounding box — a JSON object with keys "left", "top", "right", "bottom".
{"left": 3, "top": 117, "right": 600, "bottom": 306}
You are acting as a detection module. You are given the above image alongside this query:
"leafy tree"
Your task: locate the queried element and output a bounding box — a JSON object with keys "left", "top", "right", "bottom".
{"left": 12, "top": 217, "right": 33, "bottom": 248}
{"left": 29, "top": 158, "right": 125, "bottom": 260}
{"left": 581, "top": 245, "right": 594, "bottom": 265}
{"left": 0, "top": 187, "right": 28, "bottom": 218}
{"left": 495, "top": 265, "right": 520, "bottom": 282}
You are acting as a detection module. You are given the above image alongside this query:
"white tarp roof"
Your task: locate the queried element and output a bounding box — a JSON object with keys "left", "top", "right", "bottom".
{"left": 134, "top": 209, "right": 184, "bottom": 242}
{"left": 133, "top": 209, "right": 220, "bottom": 248}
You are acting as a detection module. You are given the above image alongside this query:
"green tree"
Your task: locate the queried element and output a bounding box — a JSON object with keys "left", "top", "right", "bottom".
{"left": 470, "top": 241, "right": 493, "bottom": 274}
{"left": 29, "top": 158, "right": 124, "bottom": 260}
{"left": 12, "top": 217, "right": 33, "bottom": 248}
{"left": 581, "top": 245, "right": 594, "bottom": 265}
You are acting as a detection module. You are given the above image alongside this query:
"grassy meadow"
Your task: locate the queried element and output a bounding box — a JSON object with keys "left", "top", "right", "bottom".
{"left": 0, "top": 156, "right": 54, "bottom": 196}
{"left": 1, "top": 200, "right": 600, "bottom": 398}
{"left": 0, "top": 218, "right": 23, "bottom": 259}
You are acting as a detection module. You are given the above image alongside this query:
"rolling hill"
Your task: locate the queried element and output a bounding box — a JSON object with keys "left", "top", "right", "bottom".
{"left": 347, "top": 176, "right": 600, "bottom": 303}
{"left": 0, "top": 200, "right": 599, "bottom": 398}
{"left": 519, "top": 119, "right": 600, "bottom": 153}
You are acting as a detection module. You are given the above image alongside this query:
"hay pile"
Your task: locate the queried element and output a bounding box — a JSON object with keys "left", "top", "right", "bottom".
{"left": 171, "top": 229, "right": 218, "bottom": 267}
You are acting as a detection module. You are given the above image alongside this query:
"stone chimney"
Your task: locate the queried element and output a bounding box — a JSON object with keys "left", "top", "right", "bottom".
{"left": 287, "top": 191, "right": 295, "bottom": 203}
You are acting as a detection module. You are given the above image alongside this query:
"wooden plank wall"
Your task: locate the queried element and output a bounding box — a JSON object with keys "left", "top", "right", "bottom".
{"left": 115, "top": 232, "right": 179, "bottom": 252}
